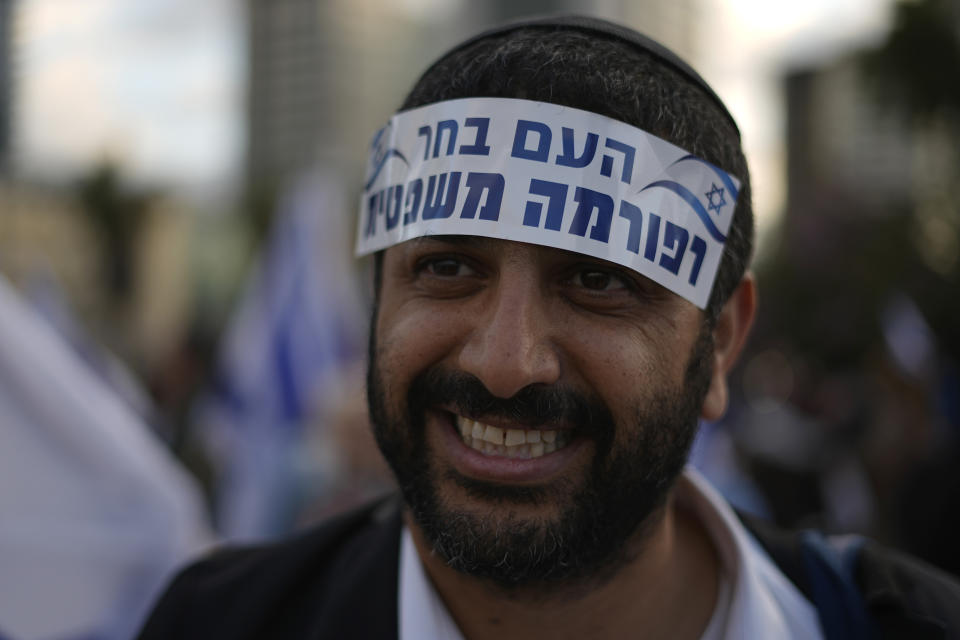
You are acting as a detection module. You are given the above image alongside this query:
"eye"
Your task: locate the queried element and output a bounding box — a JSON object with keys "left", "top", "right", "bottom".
{"left": 419, "top": 257, "right": 476, "bottom": 278}
{"left": 571, "top": 268, "right": 628, "bottom": 291}
{"left": 411, "top": 254, "right": 484, "bottom": 298}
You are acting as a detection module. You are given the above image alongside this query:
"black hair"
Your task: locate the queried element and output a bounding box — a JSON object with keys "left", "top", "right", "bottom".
{"left": 376, "top": 16, "right": 753, "bottom": 323}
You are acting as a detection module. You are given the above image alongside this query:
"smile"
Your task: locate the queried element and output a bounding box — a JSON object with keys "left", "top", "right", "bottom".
{"left": 456, "top": 416, "right": 572, "bottom": 459}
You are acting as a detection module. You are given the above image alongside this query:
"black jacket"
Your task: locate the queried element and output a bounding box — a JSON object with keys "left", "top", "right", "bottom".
{"left": 138, "top": 495, "right": 960, "bottom": 639}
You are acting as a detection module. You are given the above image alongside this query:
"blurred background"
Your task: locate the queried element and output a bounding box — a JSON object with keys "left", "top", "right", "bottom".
{"left": 0, "top": 0, "right": 958, "bottom": 636}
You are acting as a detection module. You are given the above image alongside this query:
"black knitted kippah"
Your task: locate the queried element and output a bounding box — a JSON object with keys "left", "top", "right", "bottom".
{"left": 418, "top": 14, "right": 740, "bottom": 139}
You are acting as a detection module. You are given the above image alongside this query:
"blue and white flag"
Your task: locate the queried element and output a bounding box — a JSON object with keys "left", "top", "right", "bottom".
{"left": 198, "top": 171, "right": 368, "bottom": 540}
{"left": 0, "top": 275, "right": 213, "bottom": 640}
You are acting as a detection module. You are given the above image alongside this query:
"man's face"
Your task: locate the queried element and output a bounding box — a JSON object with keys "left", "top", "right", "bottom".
{"left": 368, "top": 236, "right": 714, "bottom": 590}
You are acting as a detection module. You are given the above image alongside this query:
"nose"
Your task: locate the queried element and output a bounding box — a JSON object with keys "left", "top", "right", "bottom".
{"left": 457, "top": 271, "right": 561, "bottom": 398}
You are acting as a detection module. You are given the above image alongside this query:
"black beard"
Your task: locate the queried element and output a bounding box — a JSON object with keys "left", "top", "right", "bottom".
{"left": 366, "top": 326, "right": 714, "bottom": 593}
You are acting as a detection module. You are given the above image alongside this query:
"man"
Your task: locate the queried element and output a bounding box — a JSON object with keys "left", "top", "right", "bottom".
{"left": 139, "top": 15, "right": 960, "bottom": 639}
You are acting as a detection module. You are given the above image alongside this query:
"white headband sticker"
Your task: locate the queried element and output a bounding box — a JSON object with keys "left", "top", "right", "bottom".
{"left": 356, "top": 97, "right": 740, "bottom": 309}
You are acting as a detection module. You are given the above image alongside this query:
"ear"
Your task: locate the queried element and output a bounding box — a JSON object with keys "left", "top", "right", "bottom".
{"left": 701, "top": 274, "right": 757, "bottom": 421}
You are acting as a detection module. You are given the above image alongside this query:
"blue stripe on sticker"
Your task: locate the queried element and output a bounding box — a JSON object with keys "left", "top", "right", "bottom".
{"left": 639, "top": 180, "right": 727, "bottom": 243}
{"left": 673, "top": 154, "right": 739, "bottom": 200}
{"left": 364, "top": 149, "right": 409, "bottom": 191}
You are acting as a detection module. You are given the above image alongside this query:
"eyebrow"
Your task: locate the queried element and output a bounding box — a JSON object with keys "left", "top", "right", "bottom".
{"left": 411, "top": 234, "right": 492, "bottom": 249}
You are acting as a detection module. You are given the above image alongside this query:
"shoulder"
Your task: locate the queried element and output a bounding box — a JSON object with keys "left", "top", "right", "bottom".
{"left": 137, "top": 494, "right": 404, "bottom": 640}
{"left": 742, "top": 513, "right": 960, "bottom": 639}
{"left": 855, "top": 539, "right": 960, "bottom": 638}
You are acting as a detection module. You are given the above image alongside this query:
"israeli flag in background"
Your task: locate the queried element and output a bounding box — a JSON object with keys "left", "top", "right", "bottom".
{"left": 0, "top": 275, "right": 212, "bottom": 640}
{"left": 197, "top": 171, "right": 367, "bottom": 540}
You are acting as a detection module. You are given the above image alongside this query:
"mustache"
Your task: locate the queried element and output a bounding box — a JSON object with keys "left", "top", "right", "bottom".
{"left": 407, "top": 367, "right": 614, "bottom": 434}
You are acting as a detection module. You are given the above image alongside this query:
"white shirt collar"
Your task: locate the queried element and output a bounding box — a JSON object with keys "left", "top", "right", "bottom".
{"left": 678, "top": 467, "right": 824, "bottom": 639}
{"left": 400, "top": 526, "right": 464, "bottom": 640}
{"left": 399, "top": 467, "right": 824, "bottom": 640}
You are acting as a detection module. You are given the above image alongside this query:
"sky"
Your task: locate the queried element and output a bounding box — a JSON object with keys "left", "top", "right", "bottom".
{"left": 11, "top": 0, "right": 894, "bottom": 224}
{"left": 14, "top": 0, "right": 243, "bottom": 193}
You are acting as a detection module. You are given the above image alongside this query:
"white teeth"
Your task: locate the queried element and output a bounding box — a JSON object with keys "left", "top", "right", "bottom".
{"left": 504, "top": 429, "right": 526, "bottom": 446}
{"left": 456, "top": 416, "right": 570, "bottom": 459}
{"left": 482, "top": 425, "right": 504, "bottom": 445}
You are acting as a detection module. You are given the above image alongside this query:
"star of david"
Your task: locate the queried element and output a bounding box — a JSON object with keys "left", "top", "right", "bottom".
{"left": 705, "top": 183, "right": 726, "bottom": 215}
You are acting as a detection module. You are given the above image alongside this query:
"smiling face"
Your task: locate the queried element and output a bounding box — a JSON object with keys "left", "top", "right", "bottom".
{"left": 367, "top": 235, "right": 717, "bottom": 589}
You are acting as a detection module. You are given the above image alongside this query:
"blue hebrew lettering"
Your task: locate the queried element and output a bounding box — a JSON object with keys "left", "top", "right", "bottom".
{"left": 555, "top": 127, "right": 599, "bottom": 168}
{"left": 422, "top": 172, "right": 462, "bottom": 220}
{"left": 688, "top": 236, "right": 707, "bottom": 286}
{"left": 644, "top": 212, "right": 661, "bottom": 261}
{"left": 403, "top": 178, "right": 423, "bottom": 225}
{"left": 434, "top": 120, "right": 458, "bottom": 158}
{"left": 365, "top": 191, "right": 382, "bottom": 238}
{"left": 384, "top": 184, "right": 404, "bottom": 231}
{"left": 511, "top": 120, "right": 552, "bottom": 162}
{"left": 658, "top": 221, "right": 689, "bottom": 275}
{"left": 618, "top": 200, "right": 644, "bottom": 254}
{"left": 459, "top": 118, "right": 492, "bottom": 156}
{"left": 460, "top": 172, "right": 505, "bottom": 221}
{"left": 600, "top": 138, "right": 635, "bottom": 183}
{"left": 568, "top": 187, "right": 614, "bottom": 243}
{"left": 522, "top": 179, "right": 568, "bottom": 231}
{"left": 417, "top": 126, "right": 432, "bottom": 161}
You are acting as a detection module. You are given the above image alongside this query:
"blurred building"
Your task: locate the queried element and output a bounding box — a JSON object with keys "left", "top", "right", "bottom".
{"left": 245, "top": 0, "right": 482, "bottom": 196}
{"left": 0, "top": 182, "right": 102, "bottom": 317}
{"left": 786, "top": 59, "right": 913, "bottom": 224}
{"left": 0, "top": 0, "right": 14, "bottom": 174}
{"left": 778, "top": 28, "right": 960, "bottom": 357}
{"left": 245, "top": 0, "right": 324, "bottom": 193}
{"left": 0, "top": 179, "right": 194, "bottom": 372}
{"left": 783, "top": 7, "right": 959, "bottom": 279}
